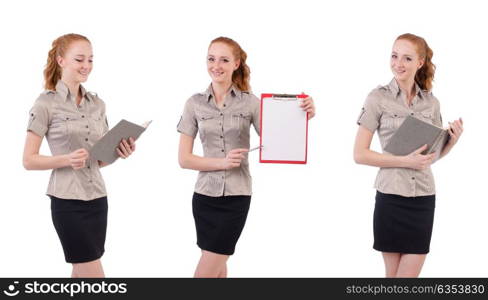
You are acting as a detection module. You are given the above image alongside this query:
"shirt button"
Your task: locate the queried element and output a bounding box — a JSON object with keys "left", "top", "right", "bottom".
{"left": 85, "top": 138, "right": 88, "bottom": 141}
{"left": 82, "top": 115, "right": 85, "bottom": 118}
{"left": 223, "top": 104, "right": 226, "bottom": 107}
{"left": 87, "top": 166, "right": 91, "bottom": 169}
{"left": 86, "top": 125, "right": 89, "bottom": 128}
{"left": 410, "top": 113, "right": 414, "bottom": 116}
{"left": 411, "top": 177, "right": 415, "bottom": 180}
{"left": 221, "top": 149, "right": 224, "bottom": 152}
{"left": 220, "top": 113, "right": 223, "bottom": 116}
{"left": 220, "top": 136, "right": 223, "bottom": 138}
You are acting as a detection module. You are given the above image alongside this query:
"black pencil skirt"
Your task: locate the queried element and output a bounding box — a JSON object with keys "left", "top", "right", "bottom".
{"left": 50, "top": 195, "right": 108, "bottom": 263}
{"left": 192, "top": 192, "right": 251, "bottom": 255}
{"left": 373, "top": 191, "right": 436, "bottom": 254}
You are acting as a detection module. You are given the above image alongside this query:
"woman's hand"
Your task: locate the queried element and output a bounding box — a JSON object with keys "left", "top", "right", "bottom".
{"left": 402, "top": 144, "right": 436, "bottom": 170}
{"left": 300, "top": 96, "right": 316, "bottom": 120}
{"left": 221, "top": 148, "right": 248, "bottom": 170}
{"left": 438, "top": 118, "right": 464, "bottom": 159}
{"left": 116, "top": 137, "right": 136, "bottom": 159}
{"left": 67, "top": 148, "right": 89, "bottom": 169}
{"left": 446, "top": 118, "right": 463, "bottom": 147}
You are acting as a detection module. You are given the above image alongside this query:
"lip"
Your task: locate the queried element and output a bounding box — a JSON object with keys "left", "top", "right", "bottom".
{"left": 211, "top": 71, "right": 224, "bottom": 76}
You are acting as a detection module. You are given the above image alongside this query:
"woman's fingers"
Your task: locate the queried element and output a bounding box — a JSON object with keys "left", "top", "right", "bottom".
{"left": 129, "top": 137, "right": 136, "bottom": 151}
{"left": 229, "top": 154, "right": 245, "bottom": 160}
{"left": 301, "top": 98, "right": 316, "bottom": 119}
{"left": 70, "top": 162, "right": 85, "bottom": 169}
{"left": 70, "top": 158, "right": 86, "bottom": 164}
{"left": 114, "top": 138, "right": 137, "bottom": 159}
{"left": 117, "top": 147, "right": 127, "bottom": 159}
{"left": 68, "top": 148, "right": 90, "bottom": 169}
{"left": 228, "top": 149, "right": 248, "bottom": 159}
{"left": 121, "top": 139, "right": 132, "bottom": 155}
{"left": 230, "top": 148, "right": 248, "bottom": 154}
{"left": 453, "top": 121, "right": 463, "bottom": 135}
{"left": 72, "top": 152, "right": 88, "bottom": 160}
{"left": 411, "top": 144, "right": 428, "bottom": 155}
{"left": 301, "top": 104, "right": 314, "bottom": 112}
{"left": 448, "top": 122, "right": 462, "bottom": 140}
{"left": 300, "top": 97, "right": 313, "bottom": 106}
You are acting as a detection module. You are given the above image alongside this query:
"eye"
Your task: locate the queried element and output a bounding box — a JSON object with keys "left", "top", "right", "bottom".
{"left": 75, "top": 59, "right": 83, "bottom": 62}
{"left": 207, "top": 57, "right": 215, "bottom": 62}
{"left": 406, "top": 57, "right": 412, "bottom": 61}
{"left": 223, "top": 59, "right": 229, "bottom": 63}
{"left": 391, "top": 54, "right": 397, "bottom": 59}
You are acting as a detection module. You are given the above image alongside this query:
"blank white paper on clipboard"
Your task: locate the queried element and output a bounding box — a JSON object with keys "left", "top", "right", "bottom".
{"left": 260, "top": 94, "right": 308, "bottom": 164}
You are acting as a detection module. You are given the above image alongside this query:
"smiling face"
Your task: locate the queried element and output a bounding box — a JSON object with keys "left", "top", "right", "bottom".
{"left": 207, "top": 42, "right": 240, "bottom": 86}
{"left": 390, "top": 39, "right": 424, "bottom": 84}
{"left": 57, "top": 40, "right": 93, "bottom": 84}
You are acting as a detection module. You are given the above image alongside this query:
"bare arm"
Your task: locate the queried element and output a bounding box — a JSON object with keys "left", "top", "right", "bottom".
{"left": 23, "top": 131, "right": 70, "bottom": 170}
{"left": 353, "top": 126, "right": 435, "bottom": 170}
{"left": 178, "top": 133, "right": 246, "bottom": 171}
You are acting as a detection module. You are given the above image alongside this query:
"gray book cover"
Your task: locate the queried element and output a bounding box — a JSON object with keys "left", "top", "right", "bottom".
{"left": 91, "top": 119, "right": 149, "bottom": 164}
{"left": 384, "top": 115, "right": 449, "bottom": 157}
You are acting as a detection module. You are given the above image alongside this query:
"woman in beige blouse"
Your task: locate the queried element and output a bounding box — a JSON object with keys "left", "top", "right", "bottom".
{"left": 178, "top": 37, "right": 315, "bottom": 277}
{"left": 354, "top": 33, "right": 463, "bottom": 277}
{"left": 23, "top": 33, "right": 135, "bottom": 277}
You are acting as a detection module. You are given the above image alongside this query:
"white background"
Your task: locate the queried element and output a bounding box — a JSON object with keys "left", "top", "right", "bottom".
{"left": 1, "top": 0, "right": 486, "bottom": 277}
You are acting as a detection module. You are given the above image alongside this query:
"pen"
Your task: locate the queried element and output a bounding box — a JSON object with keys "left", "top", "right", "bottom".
{"left": 248, "top": 145, "right": 263, "bottom": 152}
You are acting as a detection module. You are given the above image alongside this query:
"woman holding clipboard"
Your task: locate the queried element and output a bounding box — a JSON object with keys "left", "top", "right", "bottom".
{"left": 177, "top": 36, "right": 315, "bottom": 277}
{"left": 23, "top": 34, "right": 136, "bottom": 277}
{"left": 354, "top": 33, "right": 463, "bottom": 277}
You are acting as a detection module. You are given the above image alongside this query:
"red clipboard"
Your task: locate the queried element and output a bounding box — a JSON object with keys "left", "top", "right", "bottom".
{"left": 259, "top": 93, "right": 309, "bottom": 164}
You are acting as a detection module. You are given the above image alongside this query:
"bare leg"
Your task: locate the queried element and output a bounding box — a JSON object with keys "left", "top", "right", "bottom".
{"left": 194, "top": 250, "right": 229, "bottom": 278}
{"left": 396, "top": 254, "right": 426, "bottom": 278}
{"left": 71, "top": 259, "right": 105, "bottom": 278}
{"left": 218, "top": 263, "right": 228, "bottom": 278}
{"left": 382, "top": 252, "right": 401, "bottom": 278}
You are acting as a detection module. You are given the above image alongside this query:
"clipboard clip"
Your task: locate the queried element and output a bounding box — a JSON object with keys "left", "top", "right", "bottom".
{"left": 272, "top": 94, "right": 299, "bottom": 101}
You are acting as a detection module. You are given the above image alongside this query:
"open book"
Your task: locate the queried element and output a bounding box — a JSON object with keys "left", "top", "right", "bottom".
{"left": 384, "top": 115, "right": 449, "bottom": 158}
{"left": 91, "top": 119, "right": 151, "bottom": 163}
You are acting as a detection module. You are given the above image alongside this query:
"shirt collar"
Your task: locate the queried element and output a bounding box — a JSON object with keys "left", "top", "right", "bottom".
{"left": 55, "top": 80, "right": 88, "bottom": 102}
{"left": 204, "top": 84, "right": 240, "bottom": 102}
{"left": 388, "top": 78, "right": 423, "bottom": 99}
